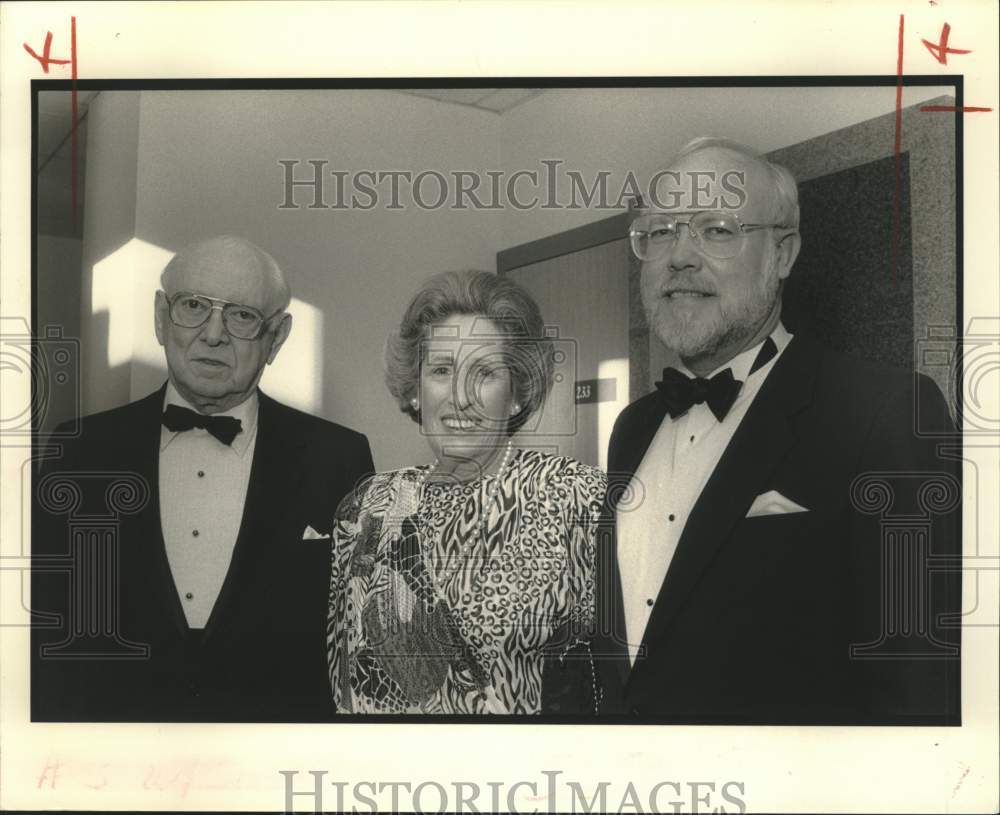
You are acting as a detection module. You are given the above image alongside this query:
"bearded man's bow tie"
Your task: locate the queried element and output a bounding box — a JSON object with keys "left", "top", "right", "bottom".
{"left": 655, "top": 336, "right": 778, "bottom": 421}
{"left": 656, "top": 367, "right": 741, "bottom": 421}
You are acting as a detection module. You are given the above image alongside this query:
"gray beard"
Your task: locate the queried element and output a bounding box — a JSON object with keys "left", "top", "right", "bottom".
{"left": 648, "top": 264, "right": 781, "bottom": 361}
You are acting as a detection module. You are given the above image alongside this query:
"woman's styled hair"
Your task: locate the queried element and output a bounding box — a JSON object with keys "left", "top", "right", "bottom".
{"left": 384, "top": 270, "right": 554, "bottom": 434}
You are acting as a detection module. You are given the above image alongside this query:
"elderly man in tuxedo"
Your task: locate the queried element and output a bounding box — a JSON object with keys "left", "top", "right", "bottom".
{"left": 594, "top": 138, "right": 960, "bottom": 723}
{"left": 32, "top": 235, "right": 373, "bottom": 721}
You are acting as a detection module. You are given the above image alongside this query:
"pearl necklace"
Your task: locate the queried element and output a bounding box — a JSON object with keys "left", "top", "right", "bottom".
{"left": 414, "top": 440, "right": 515, "bottom": 587}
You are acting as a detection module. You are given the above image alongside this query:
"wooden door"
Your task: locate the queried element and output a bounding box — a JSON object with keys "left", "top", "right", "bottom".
{"left": 504, "top": 237, "right": 630, "bottom": 470}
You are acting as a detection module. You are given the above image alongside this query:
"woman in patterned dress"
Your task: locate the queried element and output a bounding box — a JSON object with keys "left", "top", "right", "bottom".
{"left": 327, "top": 270, "right": 606, "bottom": 715}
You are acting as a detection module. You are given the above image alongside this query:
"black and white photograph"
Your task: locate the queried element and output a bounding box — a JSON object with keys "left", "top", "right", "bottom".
{"left": 1, "top": 2, "right": 997, "bottom": 814}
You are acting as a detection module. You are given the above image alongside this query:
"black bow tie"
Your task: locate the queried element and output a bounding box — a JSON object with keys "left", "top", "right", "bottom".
{"left": 657, "top": 367, "right": 741, "bottom": 421}
{"left": 162, "top": 404, "right": 243, "bottom": 446}
{"left": 655, "top": 336, "right": 778, "bottom": 422}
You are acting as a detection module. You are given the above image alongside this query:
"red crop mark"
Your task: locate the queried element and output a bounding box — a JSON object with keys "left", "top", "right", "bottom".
{"left": 22, "top": 31, "right": 71, "bottom": 73}
{"left": 920, "top": 104, "right": 993, "bottom": 112}
{"left": 70, "top": 16, "right": 79, "bottom": 226}
{"left": 916, "top": 22, "right": 992, "bottom": 115}
{"left": 892, "top": 13, "right": 905, "bottom": 289}
{"left": 24, "top": 19, "right": 80, "bottom": 224}
{"left": 921, "top": 23, "right": 972, "bottom": 64}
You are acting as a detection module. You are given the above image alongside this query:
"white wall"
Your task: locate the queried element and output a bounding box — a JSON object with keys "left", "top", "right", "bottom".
{"left": 80, "top": 90, "right": 140, "bottom": 416}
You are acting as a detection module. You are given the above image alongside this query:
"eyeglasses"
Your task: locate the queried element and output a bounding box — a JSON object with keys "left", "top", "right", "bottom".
{"left": 165, "top": 292, "right": 283, "bottom": 340}
{"left": 629, "top": 211, "right": 784, "bottom": 261}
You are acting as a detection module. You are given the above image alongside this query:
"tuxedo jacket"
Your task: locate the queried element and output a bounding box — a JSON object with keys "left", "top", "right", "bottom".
{"left": 593, "top": 334, "right": 961, "bottom": 724}
{"left": 31, "top": 386, "right": 373, "bottom": 722}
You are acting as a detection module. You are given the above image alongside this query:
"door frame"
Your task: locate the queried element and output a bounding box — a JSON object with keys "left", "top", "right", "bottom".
{"left": 497, "top": 212, "right": 650, "bottom": 401}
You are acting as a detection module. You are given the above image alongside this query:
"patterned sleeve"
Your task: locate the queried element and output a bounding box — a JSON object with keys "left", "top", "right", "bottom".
{"left": 544, "top": 459, "right": 607, "bottom": 649}
{"left": 567, "top": 462, "right": 606, "bottom": 640}
{"left": 326, "top": 475, "right": 374, "bottom": 711}
{"left": 538, "top": 459, "right": 607, "bottom": 715}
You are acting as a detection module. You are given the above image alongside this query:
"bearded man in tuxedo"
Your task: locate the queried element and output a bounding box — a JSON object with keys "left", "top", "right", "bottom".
{"left": 32, "top": 235, "right": 373, "bottom": 721}
{"left": 593, "top": 138, "right": 960, "bottom": 724}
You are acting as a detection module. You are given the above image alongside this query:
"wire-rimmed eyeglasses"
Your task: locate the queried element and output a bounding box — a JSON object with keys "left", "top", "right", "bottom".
{"left": 629, "top": 211, "right": 785, "bottom": 261}
{"left": 164, "top": 291, "right": 283, "bottom": 340}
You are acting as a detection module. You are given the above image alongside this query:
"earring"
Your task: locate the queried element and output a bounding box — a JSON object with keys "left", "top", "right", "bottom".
{"left": 410, "top": 398, "right": 419, "bottom": 410}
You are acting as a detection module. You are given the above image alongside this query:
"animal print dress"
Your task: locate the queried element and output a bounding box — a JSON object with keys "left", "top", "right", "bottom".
{"left": 327, "top": 449, "right": 606, "bottom": 714}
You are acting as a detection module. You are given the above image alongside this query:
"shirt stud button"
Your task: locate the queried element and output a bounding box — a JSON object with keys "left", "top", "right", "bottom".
{"left": 192, "top": 529, "right": 200, "bottom": 538}
{"left": 185, "top": 592, "right": 193, "bottom": 600}
{"left": 689, "top": 435, "right": 695, "bottom": 443}
{"left": 197, "top": 470, "right": 205, "bottom": 478}
{"left": 668, "top": 514, "right": 675, "bottom": 522}
{"left": 646, "top": 598, "right": 654, "bottom": 607}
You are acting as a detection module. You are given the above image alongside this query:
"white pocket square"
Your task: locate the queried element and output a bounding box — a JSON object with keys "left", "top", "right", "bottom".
{"left": 302, "top": 525, "right": 330, "bottom": 541}
{"left": 746, "top": 490, "right": 809, "bottom": 518}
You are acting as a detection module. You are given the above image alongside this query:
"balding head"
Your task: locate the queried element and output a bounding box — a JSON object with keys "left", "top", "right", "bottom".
{"left": 154, "top": 235, "right": 293, "bottom": 413}
{"left": 161, "top": 235, "right": 291, "bottom": 314}
{"left": 665, "top": 136, "right": 800, "bottom": 229}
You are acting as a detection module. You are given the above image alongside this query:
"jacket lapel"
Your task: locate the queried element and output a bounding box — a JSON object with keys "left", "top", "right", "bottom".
{"left": 631, "top": 335, "right": 819, "bottom": 678}
{"left": 609, "top": 395, "right": 672, "bottom": 507}
{"left": 200, "top": 391, "right": 306, "bottom": 641}
{"left": 123, "top": 385, "right": 192, "bottom": 634}
{"left": 599, "top": 394, "right": 671, "bottom": 689}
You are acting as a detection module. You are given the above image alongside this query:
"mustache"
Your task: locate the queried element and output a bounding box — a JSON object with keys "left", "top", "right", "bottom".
{"left": 660, "top": 281, "right": 717, "bottom": 296}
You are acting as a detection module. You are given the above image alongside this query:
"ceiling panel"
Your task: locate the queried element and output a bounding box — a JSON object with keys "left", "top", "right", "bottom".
{"left": 395, "top": 88, "right": 545, "bottom": 114}
{"left": 475, "top": 88, "right": 544, "bottom": 112}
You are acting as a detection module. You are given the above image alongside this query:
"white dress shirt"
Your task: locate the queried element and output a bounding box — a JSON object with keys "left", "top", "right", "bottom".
{"left": 159, "top": 383, "right": 259, "bottom": 628}
{"left": 617, "top": 324, "right": 793, "bottom": 664}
